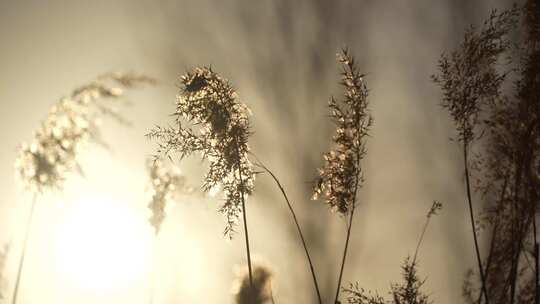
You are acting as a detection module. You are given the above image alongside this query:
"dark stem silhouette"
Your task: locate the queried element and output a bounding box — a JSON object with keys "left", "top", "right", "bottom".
{"left": 254, "top": 159, "right": 322, "bottom": 304}
{"left": 334, "top": 156, "right": 361, "bottom": 304}
{"left": 463, "top": 144, "right": 489, "bottom": 304}
{"left": 237, "top": 140, "right": 253, "bottom": 287}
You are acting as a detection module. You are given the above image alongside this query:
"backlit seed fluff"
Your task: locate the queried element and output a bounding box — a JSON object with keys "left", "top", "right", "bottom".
{"left": 148, "top": 67, "right": 255, "bottom": 238}
{"left": 147, "top": 159, "right": 192, "bottom": 234}
{"left": 15, "top": 73, "right": 155, "bottom": 194}
{"left": 313, "top": 49, "right": 372, "bottom": 215}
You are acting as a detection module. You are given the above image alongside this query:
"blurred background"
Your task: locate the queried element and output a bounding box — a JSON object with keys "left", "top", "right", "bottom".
{"left": 0, "top": 0, "right": 514, "bottom": 303}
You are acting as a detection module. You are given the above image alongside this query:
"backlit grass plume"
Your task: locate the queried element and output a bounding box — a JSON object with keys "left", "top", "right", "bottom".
{"left": 146, "top": 159, "right": 191, "bottom": 234}
{"left": 312, "top": 49, "right": 372, "bottom": 214}
{"left": 232, "top": 263, "right": 274, "bottom": 304}
{"left": 15, "top": 73, "right": 155, "bottom": 194}
{"left": 148, "top": 66, "right": 256, "bottom": 284}
{"left": 148, "top": 67, "right": 255, "bottom": 237}
{"left": 12, "top": 72, "right": 154, "bottom": 304}
{"left": 313, "top": 48, "right": 372, "bottom": 304}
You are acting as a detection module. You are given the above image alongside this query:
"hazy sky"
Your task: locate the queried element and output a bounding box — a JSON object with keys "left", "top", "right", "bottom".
{"left": 0, "top": 1, "right": 513, "bottom": 303}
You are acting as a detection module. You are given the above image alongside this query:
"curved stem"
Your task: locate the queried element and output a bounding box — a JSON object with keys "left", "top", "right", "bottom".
{"left": 12, "top": 194, "right": 37, "bottom": 304}
{"left": 254, "top": 160, "right": 322, "bottom": 304}
{"left": 463, "top": 144, "right": 489, "bottom": 304}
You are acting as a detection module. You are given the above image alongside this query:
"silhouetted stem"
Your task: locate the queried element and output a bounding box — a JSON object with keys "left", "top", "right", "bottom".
{"left": 463, "top": 144, "right": 489, "bottom": 304}
{"left": 334, "top": 202, "right": 356, "bottom": 304}
{"left": 254, "top": 160, "right": 322, "bottom": 304}
{"left": 413, "top": 213, "right": 431, "bottom": 265}
{"left": 334, "top": 155, "right": 361, "bottom": 304}
{"left": 12, "top": 194, "right": 37, "bottom": 304}
{"left": 236, "top": 140, "right": 253, "bottom": 287}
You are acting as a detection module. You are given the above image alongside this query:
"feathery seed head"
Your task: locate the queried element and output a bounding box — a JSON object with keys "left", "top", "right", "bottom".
{"left": 147, "top": 159, "right": 191, "bottom": 234}
{"left": 148, "top": 66, "right": 254, "bottom": 238}
{"left": 313, "top": 49, "right": 372, "bottom": 215}
{"left": 15, "top": 73, "right": 154, "bottom": 194}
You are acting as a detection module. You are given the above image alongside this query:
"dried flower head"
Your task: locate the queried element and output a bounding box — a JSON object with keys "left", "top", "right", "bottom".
{"left": 147, "top": 159, "right": 191, "bottom": 234}
{"left": 343, "top": 257, "right": 430, "bottom": 304}
{"left": 426, "top": 200, "right": 443, "bottom": 218}
{"left": 148, "top": 67, "right": 255, "bottom": 237}
{"left": 15, "top": 73, "right": 155, "bottom": 194}
{"left": 432, "top": 8, "right": 518, "bottom": 145}
{"left": 232, "top": 263, "right": 273, "bottom": 304}
{"left": 312, "top": 49, "right": 373, "bottom": 215}
{"left": 342, "top": 283, "right": 385, "bottom": 304}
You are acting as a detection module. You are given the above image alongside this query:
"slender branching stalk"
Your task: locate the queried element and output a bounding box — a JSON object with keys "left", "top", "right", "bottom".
{"left": 312, "top": 48, "right": 372, "bottom": 304}
{"left": 253, "top": 158, "right": 322, "bottom": 304}
{"left": 237, "top": 143, "right": 253, "bottom": 286}
{"left": 147, "top": 67, "right": 256, "bottom": 285}
{"left": 413, "top": 201, "right": 443, "bottom": 264}
{"left": 463, "top": 143, "right": 490, "bottom": 304}
{"left": 334, "top": 188, "right": 358, "bottom": 304}
{"left": 11, "top": 195, "right": 36, "bottom": 304}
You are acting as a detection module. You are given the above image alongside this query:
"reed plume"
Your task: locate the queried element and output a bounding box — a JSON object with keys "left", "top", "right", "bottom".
{"left": 232, "top": 262, "right": 274, "bottom": 304}
{"left": 312, "top": 48, "right": 372, "bottom": 304}
{"left": 146, "top": 159, "right": 191, "bottom": 234}
{"left": 145, "top": 158, "right": 192, "bottom": 304}
{"left": 147, "top": 66, "right": 256, "bottom": 284}
{"left": 12, "top": 72, "right": 154, "bottom": 304}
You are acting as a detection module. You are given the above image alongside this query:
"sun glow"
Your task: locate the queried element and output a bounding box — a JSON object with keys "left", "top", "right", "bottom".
{"left": 53, "top": 194, "right": 151, "bottom": 291}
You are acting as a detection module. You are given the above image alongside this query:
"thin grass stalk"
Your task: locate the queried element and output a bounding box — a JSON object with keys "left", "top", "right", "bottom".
{"left": 413, "top": 212, "right": 432, "bottom": 265}
{"left": 477, "top": 176, "right": 508, "bottom": 304}
{"left": 12, "top": 194, "right": 37, "bottom": 304}
{"left": 334, "top": 156, "right": 361, "bottom": 304}
{"left": 463, "top": 144, "right": 489, "bottom": 304}
{"left": 254, "top": 159, "right": 322, "bottom": 304}
{"left": 236, "top": 141, "right": 253, "bottom": 287}
{"left": 334, "top": 203, "right": 357, "bottom": 304}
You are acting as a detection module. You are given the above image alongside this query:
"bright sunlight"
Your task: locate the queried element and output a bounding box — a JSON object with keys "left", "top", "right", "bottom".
{"left": 53, "top": 194, "right": 151, "bottom": 291}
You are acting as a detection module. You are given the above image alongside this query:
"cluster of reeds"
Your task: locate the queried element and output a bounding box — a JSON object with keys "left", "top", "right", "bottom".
{"left": 3, "top": 2, "right": 537, "bottom": 304}
{"left": 148, "top": 49, "right": 374, "bottom": 304}
{"left": 433, "top": 2, "right": 540, "bottom": 304}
